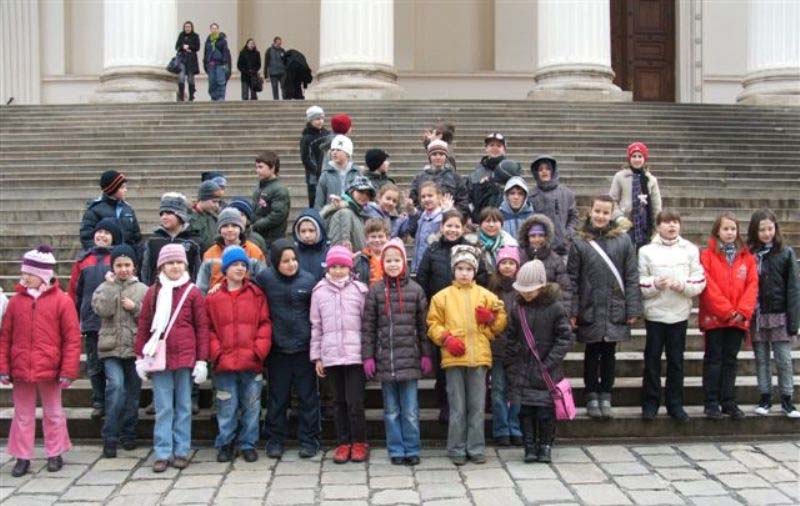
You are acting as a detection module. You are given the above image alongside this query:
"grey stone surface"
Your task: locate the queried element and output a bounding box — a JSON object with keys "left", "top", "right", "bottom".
{"left": 270, "top": 474, "right": 319, "bottom": 488}
{"left": 681, "top": 444, "right": 728, "bottom": 461}
{"left": 472, "top": 487, "right": 524, "bottom": 506}
{"left": 716, "top": 473, "right": 772, "bottom": 489}
{"left": 462, "top": 468, "right": 514, "bottom": 489}
{"left": 633, "top": 445, "right": 676, "bottom": 455}
{"left": 161, "top": 487, "right": 216, "bottom": 504}
{"left": 265, "top": 488, "right": 316, "bottom": 505}
{"left": 640, "top": 453, "right": 690, "bottom": 468}
{"left": 518, "top": 479, "right": 576, "bottom": 502}
{"left": 658, "top": 467, "right": 708, "bottom": 481}
{"left": 117, "top": 479, "right": 172, "bottom": 495}
{"left": 552, "top": 446, "right": 592, "bottom": 462}
{"left": 614, "top": 474, "right": 670, "bottom": 490}
{"left": 736, "top": 488, "right": 793, "bottom": 505}
{"left": 554, "top": 462, "right": 609, "bottom": 483}
{"left": 3, "top": 495, "right": 60, "bottom": 506}
{"left": 573, "top": 483, "right": 633, "bottom": 505}
{"left": 18, "top": 478, "right": 73, "bottom": 494}
{"left": 506, "top": 461, "right": 558, "bottom": 479}
{"left": 418, "top": 483, "right": 467, "bottom": 501}
{"left": 756, "top": 443, "right": 800, "bottom": 462}
{"left": 320, "top": 470, "right": 367, "bottom": 484}
{"left": 601, "top": 461, "right": 649, "bottom": 475}
{"left": 628, "top": 490, "right": 685, "bottom": 505}
{"left": 173, "top": 473, "right": 224, "bottom": 489}
{"left": 75, "top": 470, "right": 130, "bottom": 485}
{"left": 372, "top": 489, "right": 421, "bottom": 504}
{"left": 416, "top": 469, "right": 461, "bottom": 484}
{"left": 320, "top": 484, "right": 369, "bottom": 500}
{"left": 59, "top": 485, "right": 115, "bottom": 501}
{"left": 696, "top": 460, "right": 748, "bottom": 475}
{"left": 674, "top": 480, "right": 729, "bottom": 496}
{"left": 370, "top": 475, "right": 415, "bottom": 488}
{"left": 586, "top": 445, "right": 637, "bottom": 462}
{"left": 755, "top": 466, "right": 797, "bottom": 483}
{"left": 689, "top": 497, "right": 744, "bottom": 506}
{"left": 731, "top": 450, "right": 780, "bottom": 469}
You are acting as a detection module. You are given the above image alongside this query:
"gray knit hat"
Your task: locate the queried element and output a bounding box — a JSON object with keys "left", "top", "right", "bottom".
{"left": 450, "top": 244, "right": 480, "bottom": 271}
{"left": 159, "top": 192, "right": 189, "bottom": 223}
{"left": 197, "top": 180, "right": 222, "bottom": 201}
{"left": 513, "top": 260, "right": 547, "bottom": 292}
{"left": 217, "top": 207, "right": 244, "bottom": 233}
{"left": 306, "top": 105, "right": 324, "bottom": 122}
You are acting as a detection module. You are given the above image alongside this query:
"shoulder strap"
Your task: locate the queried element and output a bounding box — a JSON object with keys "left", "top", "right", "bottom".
{"left": 589, "top": 240, "right": 625, "bottom": 294}
{"left": 517, "top": 306, "right": 557, "bottom": 392}
{"left": 163, "top": 283, "right": 194, "bottom": 341}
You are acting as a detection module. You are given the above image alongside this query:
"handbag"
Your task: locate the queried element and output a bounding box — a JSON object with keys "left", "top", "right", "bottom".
{"left": 136, "top": 284, "right": 194, "bottom": 373}
{"left": 166, "top": 52, "right": 183, "bottom": 74}
{"left": 252, "top": 75, "right": 264, "bottom": 92}
{"left": 517, "top": 306, "right": 576, "bottom": 420}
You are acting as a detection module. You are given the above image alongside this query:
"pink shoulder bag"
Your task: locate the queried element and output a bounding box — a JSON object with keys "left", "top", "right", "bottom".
{"left": 136, "top": 284, "right": 194, "bottom": 373}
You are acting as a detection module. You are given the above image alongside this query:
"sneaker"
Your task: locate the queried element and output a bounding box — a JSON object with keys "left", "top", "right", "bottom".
{"left": 103, "top": 442, "right": 117, "bottom": 459}
{"left": 298, "top": 446, "right": 318, "bottom": 459}
{"left": 494, "top": 436, "right": 511, "bottom": 447}
{"left": 780, "top": 396, "right": 800, "bottom": 418}
{"left": 332, "top": 444, "right": 351, "bottom": 464}
{"left": 47, "top": 455, "right": 63, "bottom": 472}
{"left": 152, "top": 459, "right": 169, "bottom": 473}
{"left": 217, "top": 444, "right": 234, "bottom": 463}
{"left": 11, "top": 459, "right": 30, "bottom": 477}
{"left": 586, "top": 392, "right": 602, "bottom": 418}
{"left": 390, "top": 456, "right": 405, "bottom": 465}
{"left": 510, "top": 435, "right": 524, "bottom": 447}
{"left": 90, "top": 406, "right": 105, "bottom": 420}
{"left": 120, "top": 440, "right": 138, "bottom": 451}
{"left": 350, "top": 442, "right": 369, "bottom": 462}
{"left": 241, "top": 449, "right": 258, "bottom": 463}
{"left": 450, "top": 455, "right": 467, "bottom": 466}
{"left": 404, "top": 455, "right": 421, "bottom": 466}
{"left": 722, "top": 404, "right": 745, "bottom": 420}
{"left": 172, "top": 456, "right": 190, "bottom": 469}
{"left": 599, "top": 393, "right": 615, "bottom": 419}
{"left": 705, "top": 404, "right": 723, "bottom": 420}
{"left": 668, "top": 408, "right": 690, "bottom": 423}
{"left": 754, "top": 394, "right": 771, "bottom": 416}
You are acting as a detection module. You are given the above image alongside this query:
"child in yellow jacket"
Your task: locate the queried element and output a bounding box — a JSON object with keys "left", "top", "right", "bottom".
{"left": 427, "top": 244, "right": 506, "bottom": 465}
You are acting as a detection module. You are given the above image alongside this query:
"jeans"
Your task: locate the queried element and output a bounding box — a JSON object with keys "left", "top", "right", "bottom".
{"left": 265, "top": 351, "right": 320, "bottom": 452}
{"left": 584, "top": 342, "right": 617, "bottom": 394}
{"left": 101, "top": 358, "right": 141, "bottom": 444}
{"left": 327, "top": 364, "right": 366, "bottom": 444}
{"left": 214, "top": 371, "right": 263, "bottom": 450}
{"left": 445, "top": 366, "right": 487, "bottom": 458}
{"left": 269, "top": 74, "right": 284, "bottom": 100}
{"left": 7, "top": 381, "right": 72, "bottom": 459}
{"left": 240, "top": 79, "right": 258, "bottom": 100}
{"left": 490, "top": 362, "right": 521, "bottom": 438}
{"left": 208, "top": 65, "right": 228, "bottom": 101}
{"left": 753, "top": 340, "right": 794, "bottom": 397}
{"left": 703, "top": 327, "right": 744, "bottom": 407}
{"left": 151, "top": 368, "right": 192, "bottom": 460}
{"left": 178, "top": 63, "right": 195, "bottom": 86}
{"left": 642, "top": 320, "right": 688, "bottom": 413}
{"left": 519, "top": 404, "right": 556, "bottom": 446}
{"left": 382, "top": 380, "right": 420, "bottom": 458}
{"left": 84, "top": 331, "right": 106, "bottom": 409}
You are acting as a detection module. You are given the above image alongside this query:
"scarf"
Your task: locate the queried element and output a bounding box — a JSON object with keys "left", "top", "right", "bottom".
{"left": 342, "top": 193, "right": 364, "bottom": 216}
{"left": 720, "top": 242, "right": 737, "bottom": 266}
{"left": 659, "top": 236, "right": 679, "bottom": 247}
{"left": 325, "top": 273, "right": 350, "bottom": 289}
{"left": 26, "top": 282, "right": 49, "bottom": 300}
{"left": 756, "top": 243, "right": 773, "bottom": 274}
{"left": 630, "top": 168, "right": 652, "bottom": 248}
{"left": 478, "top": 230, "right": 503, "bottom": 255}
{"left": 149, "top": 271, "right": 191, "bottom": 342}
{"left": 210, "top": 32, "right": 220, "bottom": 44}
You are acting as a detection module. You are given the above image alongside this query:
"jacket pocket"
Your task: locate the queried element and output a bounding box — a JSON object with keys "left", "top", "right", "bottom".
{"left": 98, "top": 333, "right": 116, "bottom": 352}
{"left": 608, "top": 295, "right": 627, "bottom": 324}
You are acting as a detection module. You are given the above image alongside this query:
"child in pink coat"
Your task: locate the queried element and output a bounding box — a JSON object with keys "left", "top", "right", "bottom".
{"left": 310, "top": 245, "right": 369, "bottom": 464}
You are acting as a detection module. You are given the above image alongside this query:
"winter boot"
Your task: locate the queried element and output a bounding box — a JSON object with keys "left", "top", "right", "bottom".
{"left": 537, "top": 417, "right": 555, "bottom": 463}
{"left": 586, "top": 392, "right": 602, "bottom": 418}
{"left": 520, "top": 415, "right": 537, "bottom": 463}
{"left": 599, "top": 392, "right": 615, "bottom": 419}
{"left": 188, "top": 84, "right": 196, "bottom": 101}
{"left": 177, "top": 83, "right": 185, "bottom": 102}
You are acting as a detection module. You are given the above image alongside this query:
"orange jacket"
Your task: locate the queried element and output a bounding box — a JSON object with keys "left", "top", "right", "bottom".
{"left": 698, "top": 238, "right": 758, "bottom": 333}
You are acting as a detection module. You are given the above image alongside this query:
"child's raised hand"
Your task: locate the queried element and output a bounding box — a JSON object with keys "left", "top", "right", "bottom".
{"left": 441, "top": 193, "right": 454, "bottom": 211}
{"left": 315, "top": 360, "right": 326, "bottom": 378}
{"left": 121, "top": 297, "right": 135, "bottom": 311}
{"left": 207, "top": 282, "right": 223, "bottom": 295}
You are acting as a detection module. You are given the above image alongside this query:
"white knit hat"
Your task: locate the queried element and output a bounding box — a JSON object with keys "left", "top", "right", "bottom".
{"left": 330, "top": 135, "right": 353, "bottom": 157}
{"left": 513, "top": 260, "right": 547, "bottom": 292}
{"left": 22, "top": 245, "right": 57, "bottom": 284}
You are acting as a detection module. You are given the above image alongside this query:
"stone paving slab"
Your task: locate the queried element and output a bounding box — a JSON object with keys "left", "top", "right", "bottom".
{"left": 0, "top": 439, "right": 796, "bottom": 505}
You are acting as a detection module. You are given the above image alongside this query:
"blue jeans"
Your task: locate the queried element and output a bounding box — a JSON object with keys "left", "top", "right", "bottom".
{"left": 101, "top": 358, "right": 141, "bottom": 444}
{"left": 151, "top": 368, "right": 192, "bottom": 460}
{"left": 208, "top": 65, "right": 228, "bottom": 101}
{"left": 754, "top": 341, "right": 794, "bottom": 397}
{"left": 382, "top": 380, "right": 421, "bottom": 458}
{"left": 491, "top": 362, "right": 521, "bottom": 438}
{"left": 214, "top": 371, "right": 263, "bottom": 450}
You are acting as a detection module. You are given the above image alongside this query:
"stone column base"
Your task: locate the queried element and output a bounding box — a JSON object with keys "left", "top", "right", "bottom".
{"left": 528, "top": 64, "right": 632, "bottom": 102}
{"left": 737, "top": 68, "right": 800, "bottom": 106}
{"left": 91, "top": 66, "right": 177, "bottom": 103}
{"left": 306, "top": 64, "right": 405, "bottom": 100}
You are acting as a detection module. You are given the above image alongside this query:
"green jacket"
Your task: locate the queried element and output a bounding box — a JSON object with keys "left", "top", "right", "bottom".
{"left": 188, "top": 206, "right": 218, "bottom": 255}
{"left": 91, "top": 276, "right": 148, "bottom": 360}
{"left": 252, "top": 177, "right": 291, "bottom": 248}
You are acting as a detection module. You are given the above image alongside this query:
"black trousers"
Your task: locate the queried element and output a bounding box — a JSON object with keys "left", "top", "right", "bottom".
{"left": 583, "top": 342, "right": 617, "bottom": 394}
{"left": 519, "top": 405, "right": 555, "bottom": 445}
{"left": 642, "top": 320, "right": 688, "bottom": 412}
{"left": 266, "top": 351, "right": 320, "bottom": 451}
{"left": 703, "top": 327, "right": 744, "bottom": 408}
{"left": 327, "top": 364, "right": 366, "bottom": 444}
{"left": 433, "top": 347, "right": 449, "bottom": 419}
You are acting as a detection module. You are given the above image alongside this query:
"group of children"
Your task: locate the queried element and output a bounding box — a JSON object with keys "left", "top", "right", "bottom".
{"left": 0, "top": 108, "right": 797, "bottom": 478}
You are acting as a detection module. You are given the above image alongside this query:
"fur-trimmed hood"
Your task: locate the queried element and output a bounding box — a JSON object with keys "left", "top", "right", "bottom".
{"left": 577, "top": 218, "right": 625, "bottom": 241}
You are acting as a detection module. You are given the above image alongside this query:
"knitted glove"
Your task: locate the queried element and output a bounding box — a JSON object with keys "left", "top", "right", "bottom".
{"left": 135, "top": 360, "right": 149, "bottom": 382}
{"left": 58, "top": 377, "right": 72, "bottom": 389}
{"left": 442, "top": 333, "right": 466, "bottom": 357}
{"left": 363, "top": 358, "right": 376, "bottom": 379}
{"left": 0, "top": 374, "right": 11, "bottom": 386}
{"left": 475, "top": 306, "right": 495, "bottom": 325}
{"left": 420, "top": 356, "right": 433, "bottom": 376}
{"left": 192, "top": 361, "right": 208, "bottom": 385}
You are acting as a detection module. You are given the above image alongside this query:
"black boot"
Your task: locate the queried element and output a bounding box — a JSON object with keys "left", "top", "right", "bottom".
{"left": 177, "top": 83, "right": 185, "bottom": 102}
{"left": 217, "top": 444, "right": 234, "bottom": 463}
{"left": 520, "top": 414, "right": 537, "bottom": 463}
{"left": 11, "top": 459, "right": 30, "bottom": 477}
{"left": 188, "top": 84, "right": 196, "bottom": 102}
{"left": 537, "top": 416, "right": 556, "bottom": 464}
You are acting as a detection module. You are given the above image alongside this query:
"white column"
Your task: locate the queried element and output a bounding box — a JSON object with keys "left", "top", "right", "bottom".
{"left": 737, "top": 0, "right": 800, "bottom": 106}
{"left": 0, "top": 0, "right": 41, "bottom": 105}
{"left": 306, "top": 0, "right": 404, "bottom": 100}
{"left": 92, "top": 0, "right": 177, "bottom": 103}
{"left": 529, "top": 0, "right": 630, "bottom": 102}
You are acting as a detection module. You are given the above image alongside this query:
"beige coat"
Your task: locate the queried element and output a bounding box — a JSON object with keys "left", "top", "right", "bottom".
{"left": 609, "top": 167, "right": 662, "bottom": 225}
{"left": 91, "top": 276, "right": 148, "bottom": 359}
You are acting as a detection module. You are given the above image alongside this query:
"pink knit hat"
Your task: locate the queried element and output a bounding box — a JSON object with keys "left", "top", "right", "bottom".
{"left": 22, "top": 245, "right": 56, "bottom": 283}
{"left": 495, "top": 246, "right": 520, "bottom": 269}
{"left": 381, "top": 238, "right": 408, "bottom": 277}
{"left": 157, "top": 243, "right": 188, "bottom": 269}
{"left": 325, "top": 245, "right": 353, "bottom": 269}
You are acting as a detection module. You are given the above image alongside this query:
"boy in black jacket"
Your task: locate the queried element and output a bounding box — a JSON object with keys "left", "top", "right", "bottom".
{"left": 299, "top": 106, "right": 329, "bottom": 207}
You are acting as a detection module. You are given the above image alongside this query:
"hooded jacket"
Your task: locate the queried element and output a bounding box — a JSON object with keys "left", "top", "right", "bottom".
{"left": 517, "top": 214, "right": 572, "bottom": 305}
{"left": 314, "top": 161, "right": 361, "bottom": 210}
{"left": 499, "top": 176, "right": 534, "bottom": 237}
{"left": 91, "top": 276, "right": 148, "bottom": 359}
{"left": 310, "top": 275, "right": 369, "bottom": 367}
{"left": 293, "top": 208, "right": 329, "bottom": 282}
{"left": 322, "top": 199, "right": 368, "bottom": 253}
{"left": 203, "top": 32, "right": 232, "bottom": 72}
{"left": 79, "top": 195, "right": 142, "bottom": 251}
{"left": 416, "top": 234, "right": 487, "bottom": 301}
{"left": 753, "top": 245, "right": 799, "bottom": 336}
{"left": 409, "top": 165, "right": 470, "bottom": 217}
{"left": 68, "top": 246, "right": 113, "bottom": 333}
{"left": 300, "top": 125, "right": 331, "bottom": 180}
{"left": 140, "top": 225, "right": 203, "bottom": 285}
{"left": 528, "top": 155, "right": 579, "bottom": 255}
{"left": 252, "top": 177, "right": 291, "bottom": 248}
{"left": 698, "top": 238, "right": 758, "bottom": 333}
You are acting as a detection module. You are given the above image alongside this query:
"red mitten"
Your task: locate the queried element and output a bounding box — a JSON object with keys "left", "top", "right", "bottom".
{"left": 442, "top": 333, "right": 466, "bottom": 357}
{"left": 475, "top": 305, "right": 495, "bottom": 325}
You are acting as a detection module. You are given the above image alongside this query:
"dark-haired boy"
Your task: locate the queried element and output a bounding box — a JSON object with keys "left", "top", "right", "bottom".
{"left": 252, "top": 151, "right": 291, "bottom": 250}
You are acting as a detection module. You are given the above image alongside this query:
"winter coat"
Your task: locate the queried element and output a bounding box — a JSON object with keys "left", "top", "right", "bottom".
{"left": 364, "top": 172, "right": 395, "bottom": 193}
{"left": 293, "top": 208, "right": 329, "bottom": 282}
{"left": 364, "top": 203, "right": 409, "bottom": 238}
{"left": 252, "top": 177, "right": 291, "bottom": 248}
{"left": 0, "top": 282, "right": 81, "bottom": 382}
{"left": 310, "top": 276, "right": 369, "bottom": 367}
{"left": 134, "top": 282, "right": 210, "bottom": 370}
{"left": 203, "top": 32, "right": 232, "bottom": 73}
{"left": 754, "top": 245, "right": 799, "bottom": 335}
{"left": 499, "top": 177, "right": 534, "bottom": 238}
{"left": 314, "top": 162, "right": 361, "bottom": 210}
{"left": 567, "top": 221, "right": 643, "bottom": 343}
{"left": 409, "top": 165, "right": 470, "bottom": 217}
{"left": 175, "top": 31, "right": 201, "bottom": 75}
{"left": 504, "top": 284, "right": 574, "bottom": 407}
{"left": 300, "top": 124, "right": 331, "bottom": 180}
{"left": 91, "top": 276, "right": 148, "bottom": 359}
{"left": 698, "top": 238, "right": 758, "bottom": 333}
{"left": 638, "top": 235, "right": 706, "bottom": 324}
{"left": 609, "top": 167, "right": 663, "bottom": 226}
{"left": 265, "top": 44, "right": 286, "bottom": 77}
{"left": 465, "top": 231, "right": 518, "bottom": 277}
{"left": 362, "top": 277, "right": 432, "bottom": 382}
{"left": 237, "top": 48, "right": 261, "bottom": 83}
{"left": 67, "top": 247, "right": 111, "bottom": 333}
{"left": 528, "top": 155, "right": 578, "bottom": 256}
{"left": 427, "top": 281, "right": 507, "bottom": 369}
{"left": 256, "top": 266, "right": 316, "bottom": 354}
{"left": 322, "top": 203, "right": 367, "bottom": 253}
{"left": 140, "top": 225, "right": 203, "bottom": 285}
{"left": 517, "top": 214, "right": 572, "bottom": 305}
{"left": 187, "top": 206, "right": 218, "bottom": 255}
{"left": 198, "top": 239, "right": 266, "bottom": 291}
{"left": 354, "top": 249, "right": 382, "bottom": 287}
{"left": 206, "top": 279, "right": 272, "bottom": 373}
{"left": 405, "top": 208, "right": 443, "bottom": 272}
{"left": 308, "top": 133, "right": 336, "bottom": 183}
{"left": 79, "top": 195, "right": 142, "bottom": 251}
{"left": 283, "top": 49, "right": 313, "bottom": 99}
{"left": 416, "top": 235, "right": 487, "bottom": 301}
{"left": 489, "top": 277, "right": 516, "bottom": 363}
{"left": 467, "top": 156, "right": 521, "bottom": 222}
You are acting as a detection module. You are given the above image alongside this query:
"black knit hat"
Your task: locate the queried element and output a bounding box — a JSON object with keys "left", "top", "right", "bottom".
{"left": 100, "top": 170, "right": 126, "bottom": 196}
{"left": 94, "top": 217, "right": 123, "bottom": 246}
{"left": 364, "top": 149, "right": 389, "bottom": 172}
{"left": 111, "top": 244, "right": 138, "bottom": 270}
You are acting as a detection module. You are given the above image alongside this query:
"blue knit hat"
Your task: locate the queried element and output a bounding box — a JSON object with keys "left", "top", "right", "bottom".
{"left": 221, "top": 245, "right": 249, "bottom": 274}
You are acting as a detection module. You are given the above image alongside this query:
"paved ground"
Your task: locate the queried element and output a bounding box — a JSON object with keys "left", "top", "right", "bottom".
{"left": 0, "top": 440, "right": 797, "bottom": 505}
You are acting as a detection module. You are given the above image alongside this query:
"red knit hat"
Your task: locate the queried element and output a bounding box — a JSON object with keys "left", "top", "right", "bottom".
{"left": 330, "top": 114, "right": 352, "bottom": 134}
{"left": 627, "top": 142, "right": 649, "bottom": 162}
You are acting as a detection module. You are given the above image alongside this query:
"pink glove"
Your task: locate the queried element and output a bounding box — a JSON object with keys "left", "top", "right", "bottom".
{"left": 420, "top": 356, "right": 433, "bottom": 376}
{"left": 363, "top": 358, "right": 376, "bottom": 379}
{"left": 59, "top": 377, "right": 72, "bottom": 389}
{"left": 475, "top": 306, "right": 495, "bottom": 325}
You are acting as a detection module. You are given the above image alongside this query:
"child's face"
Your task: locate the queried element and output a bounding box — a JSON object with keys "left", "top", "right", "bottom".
{"left": 220, "top": 224, "right": 241, "bottom": 244}
{"left": 255, "top": 161, "right": 276, "bottom": 180}
{"left": 226, "top": 261, "right": 248, "bottom": 283}
{"left": 420, "top": 187, "right": 440, "bottom": 211}
{"left": 485, "top": 140, "right": 505, "bottom": 158}
{"left": 382, "top": 248, "right": 404, "bottom": 278}
{"left": 297, "top": 221, "right": 319, "bottom": 245}
{"left": 656, "top": 219, "right": 681, "bottom": 241}
{"left": 758, "top": 219, "right": 776, "bottom": 245}
{"left": 278, "top": 249, "right": 299, "bottom": 277}
{"left": 94, "top": 229, "right": 113, "bottom": 248}
{"left": 518, "top": 287, "right": 541, "bottom": 302}
{"left": 162, "top": 260, "right": 186, "bottom": 280}
{"left": 112, "top": 183, "right": 128, "bottom": 201}
{"left": 113, "top": 256, "right": 135, "bottom": 280}
{"left": 506, "top": 187, "right": 526, "bottom": 210}
{"left": 160, "top": 212, "right": 181, "bottom": 231}
{"left": 378, "top": 190, "right": 399, "bottom": 213}
{"left": 528, "top": 231, "right": 546, "bottom": 250}
{"left": 311, "top": 117, "right": 325, "bottom": 129}
{"left": 351, "top": 189, "right": 371, "bottom": 206}
{"left": 441, "top": 217, "right": 464, "bottom": 242}
{"left": 429, "top": 152, "right": 447, "bottom": 168}
{"left": 630, "top": 152, "right": 646, "bottom": 169}
{"left": 367, "top": 231, "right": 388, "bottom": 254}
{"left": 537, "top": 164, "right": 552, "bottom": 182}
{"left": 330, "top": 149, "right": 348, "bottom": 166}
{"left": 497, "top": 259, "right": 518, "bottom": 278}
{"left": 590, "top": 201, "right": 614, "bottom": 229}
{"left": 21, "top": 272, "right": 43, "bottom": 288}
{"left": 199, "top": 198, "right": 221, "bottom": 214}
{"left": 453, "top": 263, "right": 475, "bottom": 285}
{"left": 480, "top": 217, "right": 501, "bottom": 237}
{"left": 328, "top": 264, "right": 350, "bottom": 281}
{"left": 717, "top": 218, "right": 739, "bottom": 245}
{"left": 378, "top": 160, "right": 390, "bottom": 173}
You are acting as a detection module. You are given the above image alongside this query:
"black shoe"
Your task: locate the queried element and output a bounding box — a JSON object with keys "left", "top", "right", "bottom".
{"left": 191, "top": 399, "right": 200, "bottom": 415}
{"left": 121, "top": 440, "right": 138, "bottom": 451}
{"left": 705, "top": 404, "right": 723, "bottom": 420}
{"left": 103, "top": 442, "right": 117, "bottom": 459}
{"left": 144, "top": 402, "right": 156, "bottom": 415}
{"left": 390, "top": 457, "right": 405, "bottom": 465}
{"left": 241, "top": 449, "right": 258, "bottom": 463}
{"left": 217, "top": 444, "right": 234, "bottom": 463}
{"left": 298, "top": 446, "right": 318, "bottom": 459}
{"left": 642, "top": 406, "right": 657, "bottom": 421}
{"left": 537, "top": 445, "right": 552, "bottom": 463}
{"left": 266, "top": 444, "right": 284, "bottom": 459}
{"left": 469, "top": 454, "right": 486, "bottom": 464}
{"left": 438, "top": 409, "right": 449, "bottom": 425}
{"left": 667, "top": 407, "right": 690, "bottom": 422}
{"left": 11, "top": 459, "right": 30, "bottom": 477}
{"left": 188, "top": 85, "right": 196, "bottom": 102}
{"left": 404, "top": 455, "right": 420, "bottom": 466}
{"left": 47, "top": 455, "right": 63, "bottom": 472}
{"left": 510, "top": 435, "right": 524, "bottom": 447}
{"left": 523, "top": 445, "right": 538, "bottom": 463}
{"left": 90, "top": 406, "right": 105, "bottom": 420}
{"left": 495, "top": 436, "right": 511, "bottom": 447}
{"left": 722, "top": 404, "right": 745, "bottom": 420}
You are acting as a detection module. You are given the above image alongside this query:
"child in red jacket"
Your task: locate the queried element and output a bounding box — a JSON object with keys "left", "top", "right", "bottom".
{"left": 0, "top": 246, "right": 82, "bottom": 477}
{"left": 699, "top": 212, "right": 758, "bottom": 420}
{"left": 206, "top": 246, "right": 272, "bottom": 463}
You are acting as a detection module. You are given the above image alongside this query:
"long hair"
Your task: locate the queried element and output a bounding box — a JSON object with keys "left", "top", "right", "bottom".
{"left": 747, "top": 209, "right": 783, "bottom": 253}
{"left": 183, "top": 21, "right": 194, "bottom": 33}
{"left": 241, "top": 38, "right": 257, "bottom": 52}
{"left": 710, "top": 211, "right": 744, "bottom": 251}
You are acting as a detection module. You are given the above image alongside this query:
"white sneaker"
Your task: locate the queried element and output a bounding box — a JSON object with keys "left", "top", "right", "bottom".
{"left": 754, "top": 405, "right": 770, "bottom": 416}
{"left": 784, "top": 407, "right": 800, "bottom": 418}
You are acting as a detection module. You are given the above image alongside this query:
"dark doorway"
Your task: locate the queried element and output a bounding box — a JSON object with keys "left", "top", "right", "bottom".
{"left": 611, "top": 0, "right": 676, "bottom": 102}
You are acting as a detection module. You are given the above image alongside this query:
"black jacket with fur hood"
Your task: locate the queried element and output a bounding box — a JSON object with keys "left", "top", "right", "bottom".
{"left": 517, "top": 213, "right": 572, "bottom": 305}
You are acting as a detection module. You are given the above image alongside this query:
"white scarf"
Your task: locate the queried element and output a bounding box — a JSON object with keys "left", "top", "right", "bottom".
{"left": 149, "top": 272, "right": 190, "bottom": 343}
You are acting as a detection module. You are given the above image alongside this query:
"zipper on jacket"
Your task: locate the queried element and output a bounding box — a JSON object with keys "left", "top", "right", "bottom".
{"left": 461, "top": 287, "right": 475, "bottom": 366}
{"left": 389, "top": 291, "right": 396, "bottom": 378}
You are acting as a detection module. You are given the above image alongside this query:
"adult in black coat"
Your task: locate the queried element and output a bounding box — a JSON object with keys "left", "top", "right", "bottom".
{"left": 237, "top": 39, "right": 262, "bottom": 101}
{"left": 282, "top": 49, "right": 313, "bottom": 100}
{"left": 175, "top": 21, "right": 201, "bottom": 101}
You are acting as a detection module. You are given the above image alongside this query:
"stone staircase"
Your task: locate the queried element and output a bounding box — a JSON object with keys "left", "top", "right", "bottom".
{"left": 1, "top": 100, "right": 799, "bottom": 442}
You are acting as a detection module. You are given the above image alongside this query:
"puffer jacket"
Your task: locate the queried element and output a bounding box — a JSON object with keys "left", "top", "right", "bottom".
{"left": 140, "top": 225, "right": 203, "bottom": 285}
{"left": 252, "top": 177, "right": 291, "bottom": 248}
{"left": 91, "top": 276, "right": 148, "bottom": 359}
{"left": 300, "top": 124, "right": 330, "bottom": 181}
{"left": 504, "top": 284, "right": 574, "bottom": 406}
{"left": 517, "top": 214, "right": 572, "bottom": 305}
{"left": 314, "top": 161, "right": 361, "bottom": 210}
{"left": 134, "top": 281, "right": 210, "bottom": 370}
{"left": 638, "top": 235, "right": 706, "bottom": 324}
{"left": 0, "top": 282, "right": 81, "bottom": 382}
{"left": 362, "top": 276, "right": 432, "bottom": 382}
{"left": 499, "top": 176, "right": 534, "bottom": 237}
{"left": 409, "top": 165, "right": 470, "bottom": 217}
{"left": 754, "top": 245, "right": 799, "bottom": 335}
{"left": 567, "top": 220, "right": 643, "bottom": 343}
{"left": 198, "top": 238, "right": 266, "bottom": 291}
{"left": 416, "top": 234, "right": 486, "bottom": 301}
{"left": 528, "top": 155, "right": 578, "bottom": 256}
{"left": 427, "top": 281, "right": 507, "bottom": 368}
{"left": 293, "top": 208, "right": 329, "bottom": 282}
{"left": 68, "top": 247, "right": 112, "bottom": 333}
{"left": 79, "top": 195, "right": 142, "bottom": 251}
{"left": 310, "top": 275, "right": 369, "bottom": 367}
{"left": 699, "top": 238, "right": 758, "bottom": 332}
{"left": 322, "top": 201, "right": 367, "bottom": 253}
{"left": 206, "top": 279, "right": 272, "bottom": 373}
{"left": 255, "top": 266, "right": 316, "bottom": 354}
{"left": 489, "top": 277, "right": 516, "bottom": 363}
